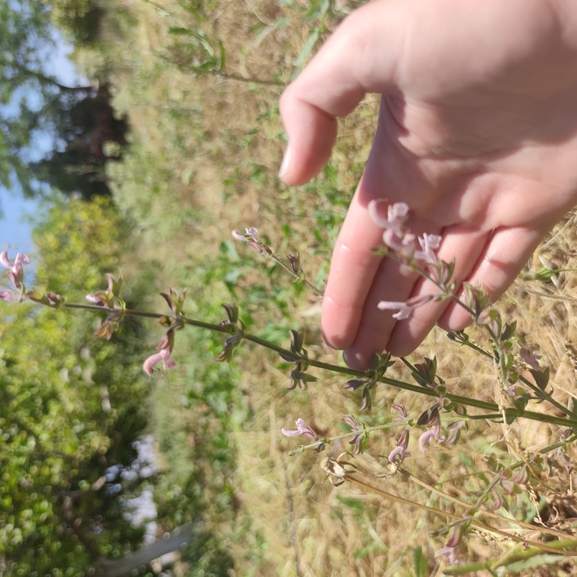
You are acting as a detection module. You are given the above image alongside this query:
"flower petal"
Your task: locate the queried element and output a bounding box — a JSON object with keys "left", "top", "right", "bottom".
{"left": 0, "top": 251, "right": 12, "bottom": 269}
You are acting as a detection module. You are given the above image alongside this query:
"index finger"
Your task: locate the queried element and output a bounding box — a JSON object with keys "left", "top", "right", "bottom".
{"left": 321, "top": 185, "right": 388, "bottom": 350}
{"left": 278, "top": 2, "right": 406, "bottom": 185}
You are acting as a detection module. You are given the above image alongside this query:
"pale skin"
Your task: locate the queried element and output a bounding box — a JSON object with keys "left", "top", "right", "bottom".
{"left": 279, "top": 0, "right": 577, "bottom": 370}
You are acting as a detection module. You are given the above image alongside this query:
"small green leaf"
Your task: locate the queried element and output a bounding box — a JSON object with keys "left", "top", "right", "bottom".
{"left": 168, "top": 26, "right": 193, "bottom": 35}
{"left": 218, "top": 39, "right": 226, "bottom": 72}
{"left": 412, "top": 546, "right": 428, "bottom": 577}
{"left": 296, "top": 28, "right": 320, "bottom": 68}
{"left": 336, "top": 496, "right": 364, "bottom": 511}
{"left": 506, "top": 554, "right": 564, "bottom": 573}
{"left": 529, "top": 367, "right": 550, "bottom": 391}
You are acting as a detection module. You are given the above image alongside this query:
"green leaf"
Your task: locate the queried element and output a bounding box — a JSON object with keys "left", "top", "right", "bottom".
{"left": 506, "top": 554, "right": 564, "bottom": 572}
{"left": 336, "top": 496, "right": 364, "bottom": 511}
{"left": 530, "top": 366, "right": 550, "bottom": 391}
{"left": 218, "top": 39, "right": 226, "bottom": 72}
{"left": 168, "top": 26, "right": 194, "bottom": 35}
{"left": 412, "top": 546, "right": 428, "bottom": 577}
{"left": 296, "top": 28, "right": 320, "bottom": 68}
{"left": 253, "top": 17, "right": 289, "bottom": 48}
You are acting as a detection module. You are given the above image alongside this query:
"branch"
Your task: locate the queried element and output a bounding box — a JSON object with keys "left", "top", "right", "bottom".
{"left": 94, "top": 524, "right": 194, "bottom": 577}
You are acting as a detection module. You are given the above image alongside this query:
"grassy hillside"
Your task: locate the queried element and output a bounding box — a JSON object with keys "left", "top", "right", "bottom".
{"left": 60, "top": 1, "right": 577, "bottom": 574}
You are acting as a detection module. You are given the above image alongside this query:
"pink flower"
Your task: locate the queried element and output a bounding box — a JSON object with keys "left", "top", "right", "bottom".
{"left": 143, "top": 336, "right": 177, "bottom": 375}
{"left": 435, "top": 545, "right": 458, "bottom": 565}
{"left": 232, "top": 227, "right": 270, "bottom": 255}
{"left": 86, "top": 272, "right": 123, "bottom": 309}
{"left": 0, "top": 251, "right": 30, "bottom": 274}
{"left": 377, "top": 300, "right": 413, "bottom": 320}
{"left": 414, "top": 233, "right": 442, "bottom": 264}
{"left": 0, "top": 290, "right": 13, "bottom": 301}
{"left": 86, "top": 294, "right": 107, "bottom": 306}
{"left": 383, "top": 229, "right": 416, "bottom": 259}
{"left": 281, "top": 418, "right": 319, "bottom": 441}
{"left": 0, "top": 251, "right": 30, "bottom": 289}
{"left": 368, "top": 200, "right": 409, "bottom": 232}
{"left": 418, "top": 430, "right": 436, "bottom": 453}
{"left": 232, "top": 227, "right": 258, "bottom": 241}
{"left": 377, "top": 294, "right": 437, "bottom": 320}
{"left": 435, "top": 526, "right": 462, "bottom": 565}
{"left": 388, "top": 428, "right": 410, "bottom": 463}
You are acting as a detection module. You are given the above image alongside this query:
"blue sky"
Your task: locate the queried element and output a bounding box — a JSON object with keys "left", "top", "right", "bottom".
{"left": 0, "top": 32, "right": 84, "bottom": 256}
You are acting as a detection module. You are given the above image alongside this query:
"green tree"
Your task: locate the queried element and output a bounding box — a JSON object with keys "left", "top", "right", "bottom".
{"left": 0, "top": 0, "right": 128, "bottom": 203}
{"left": 0, "top": 197, "right": 161, "bottom": 575}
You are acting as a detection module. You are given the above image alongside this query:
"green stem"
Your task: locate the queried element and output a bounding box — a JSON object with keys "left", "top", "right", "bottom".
{"left": 64, "top": 303, "right": 577, "bottom": 428}
{"left": 295, "top": 422, "right": 406, "bottom": 452}
{"left": 269, "top": 255, "right": 322, "bottom": 296}
{"left": 452, "top": 327, "right": 574, "bottom": 418}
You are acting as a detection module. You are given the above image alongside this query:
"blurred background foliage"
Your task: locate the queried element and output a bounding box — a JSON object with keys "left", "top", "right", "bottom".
{"left": 4, "top": 0, "right": 577, "bottom": 575}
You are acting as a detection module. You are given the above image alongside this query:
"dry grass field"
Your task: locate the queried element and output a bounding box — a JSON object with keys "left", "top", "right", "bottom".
{"left": 72, "top": 0, "right": 577, "bottom": 574}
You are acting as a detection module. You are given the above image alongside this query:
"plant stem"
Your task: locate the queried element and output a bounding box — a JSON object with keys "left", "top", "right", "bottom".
{"left": 346, "top": 476, "right": 577, "bottom": 557}
{"left": 64, "top": 302, "right": 577, "bottom": 428}
{"left": 399, "top": 467, "right": 577, "bottom": 542}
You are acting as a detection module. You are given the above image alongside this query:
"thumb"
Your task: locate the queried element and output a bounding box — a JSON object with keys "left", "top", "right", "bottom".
{"left": 278, "top": 1, "right": 407, "bottom": 185}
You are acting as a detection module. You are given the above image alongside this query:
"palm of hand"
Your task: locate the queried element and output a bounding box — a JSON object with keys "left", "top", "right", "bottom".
{"left": 280, "top": 0, "right": 577, "bottom": 368}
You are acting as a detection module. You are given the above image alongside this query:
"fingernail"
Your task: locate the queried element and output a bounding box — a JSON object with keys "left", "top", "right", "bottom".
{"left": 343, "top": 349, "right": 371, "bottom": 372}
{"left": 278, "top": 143, "right": 291, "bottom": 180}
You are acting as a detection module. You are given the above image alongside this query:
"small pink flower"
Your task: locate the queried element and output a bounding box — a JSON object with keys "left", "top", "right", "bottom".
{"left": 368, "top": 200, "right": 409, "bottom": 232}
{"left": 143, "top": 336, "right": 177, "bottom": 375}
{"left": 232, "top": 227, "right": 270, "bottom": 255}
{"left": 435, "top": 545, "right": 458, "bottom": 565}
{"left": 0, "top": 251, "right": 30, "bottom": 274}
{"left": 383, "top": 229, "right": 416, "bottom": 259}
{"left": 418, "top": 430, "right": 436, "bottom": 453}
{"left": 377, "top": 294, "right": 437, "bottom": 320}
{"left": 388, "top": 428, "right": 410, "bottom": 463}
{"left": 232, "top": 227, "right": 258, "bottom": 241}
{"left": 414, "top": 233, "right": 442, "bottom": 264}
{"left": 86, "top": 294, "right": 106, "bottom": 306}
{"left": 435, "top": 526, "right": 462, "bottom": 565}
{"left": 391, "top": 404, "right": 408, "bottom": 420}
{"left": 0, "top": 290, "right": 13, "bottom": 301}
{"left": 377, "top": 301, "right": 413, "bottom": 320}
{"left": 0, "top": 251, "right": 30, "bottom": 289}
{"left": 281, "top": 418, "right": 319, "bottom": 441}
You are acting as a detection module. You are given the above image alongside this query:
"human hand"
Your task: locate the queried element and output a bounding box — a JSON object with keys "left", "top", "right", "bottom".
{"left": 279, "top": 0, "right": 577, "bottom": 369}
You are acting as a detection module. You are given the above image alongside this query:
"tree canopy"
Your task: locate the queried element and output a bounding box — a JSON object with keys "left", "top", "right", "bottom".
{"left": 0, "top": 0, "right": 128, "bottom": 201}
{"left": 0, "top": 197, "right": 157, "bottom": 576}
